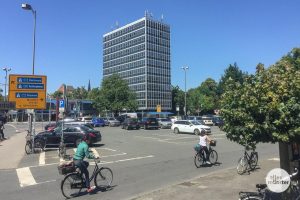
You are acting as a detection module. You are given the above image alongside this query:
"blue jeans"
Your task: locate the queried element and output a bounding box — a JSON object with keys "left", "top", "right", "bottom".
{"left": 74, "top": 159, "right": 90, "bottom": 188}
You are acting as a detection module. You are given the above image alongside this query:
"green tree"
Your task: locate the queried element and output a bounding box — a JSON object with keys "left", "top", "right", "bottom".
{"left": 221, "top": 48, "right": 300, "bottom": 173}
{"left": 95, "top": 74, "right": 138, "bottom": 115}
{"left": 171, "top": 85, "right": 184, "bottom": 115}
{"left": 69, "top": 87, "right": 88, "bottom": 99}
{"left": 218, "top": 62, "right": 246, "bottom": 95}
{"left": 52, "top": 91, "right": 63, "bottom": 98}
{"left": 187, "top": 78, "right": 218, "bottom": 115}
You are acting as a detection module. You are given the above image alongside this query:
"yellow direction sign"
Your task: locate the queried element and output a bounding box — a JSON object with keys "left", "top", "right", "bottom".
{"left": 156, "top": 104, "right": 161, "bottom": 112}
{"left": 8, "top": 74, "right": 47, "bottom": 109}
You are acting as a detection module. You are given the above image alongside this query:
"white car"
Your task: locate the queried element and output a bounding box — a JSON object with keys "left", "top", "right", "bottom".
{"left": 171, "top": 120, "right": 211, "bottom": 135}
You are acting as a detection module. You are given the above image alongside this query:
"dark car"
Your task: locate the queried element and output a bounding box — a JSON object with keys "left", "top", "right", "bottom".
{"left": 91, "top": 117, "right": 106, "bottom": 127}
{"left": 213, "top": 116, "right": 224, "bottom": 127}
{"left": 138, "top": 117, "right": 159, "bottom": 130}
{"left": 122, "top": 118, "right": 140, "bottom": 130}
{"left": 44, "top": 122, "right": 57, "bottom": 131}
{"left": 35, "top": 124, "right": 101, "bottom": 148}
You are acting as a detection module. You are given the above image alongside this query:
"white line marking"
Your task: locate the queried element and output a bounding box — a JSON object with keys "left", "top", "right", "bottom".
{"left": 90, "top": 155, "right": 155, "bottom": 165}
{"left": 101, "top": 152, "right": 127, "bottom": 158}
{"left": 16, "top": 167, "right": 37, "bottom": 187}
{"left": 39, "top": 152, "right": 45, "bottom": 166}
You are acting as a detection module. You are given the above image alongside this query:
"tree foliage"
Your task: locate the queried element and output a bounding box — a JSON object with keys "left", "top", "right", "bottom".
{"left": 187, "top": 78, "right": 218, "bottom": 115}
{"left": 221, "top": 48, "right": 300, "bottom": 149}
{"left": 68, "top": 87, "right": 88, "bottom": 99}
{"left": 52, "top": 91, "right": 63, "bottom": 98}
{"left": 171, "top": 85, "right": 184, "bottom": 115}
{"left": 94, "top": 74, "right": 138, "bottom": 115}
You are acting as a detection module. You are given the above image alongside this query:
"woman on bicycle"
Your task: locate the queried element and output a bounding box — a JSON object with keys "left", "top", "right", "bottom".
{"left": 199, "top": 129, "right": 212, "bottom": 164}
{"left": 73, "top": 132, "right": 98, "bottom": 193}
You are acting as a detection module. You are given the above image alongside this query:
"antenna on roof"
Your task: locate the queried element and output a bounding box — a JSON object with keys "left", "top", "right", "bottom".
{"left": 115, "top": 21, "right": 119, "bottom": 28}
{"left": 161, "top": 14, "right": 164, "bottom": 22}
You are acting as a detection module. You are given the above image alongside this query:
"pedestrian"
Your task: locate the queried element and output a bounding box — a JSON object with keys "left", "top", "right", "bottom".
{"left": 0, "top": 116, "right": 6, "bottom": 141}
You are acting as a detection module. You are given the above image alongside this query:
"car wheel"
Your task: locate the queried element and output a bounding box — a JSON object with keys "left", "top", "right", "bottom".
{"left": 174, "top": 128, "right": 179, "bottom": 134}
{"left": 194, "top": 129, "right": 200, "bottom": 135}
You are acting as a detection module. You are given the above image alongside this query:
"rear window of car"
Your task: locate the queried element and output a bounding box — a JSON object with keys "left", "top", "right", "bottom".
{"left": 84, "top": 117, "right": 92, "bottom": 120}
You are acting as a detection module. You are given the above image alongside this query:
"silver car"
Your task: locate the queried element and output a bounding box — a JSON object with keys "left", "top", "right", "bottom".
{"left": 106, "top": 117, "right": 120, "bottom": 127}
{"left": 157, "top": 118, "right": 172, "bottom": 129}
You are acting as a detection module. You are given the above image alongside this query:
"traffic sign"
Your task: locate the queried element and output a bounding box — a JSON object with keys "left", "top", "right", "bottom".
{"left": 9, "top": 74, "right": 47, "bottom": 109}
{"left": 59, "top": 99, "right": 65, "bottom": 112}
{"left": 156, "top": 104, "right": 161, "bottom": 112}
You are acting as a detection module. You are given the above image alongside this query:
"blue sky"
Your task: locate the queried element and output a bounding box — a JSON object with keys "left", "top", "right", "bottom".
{"left": 1, "top": 0, "right": 300, "bottom": 94}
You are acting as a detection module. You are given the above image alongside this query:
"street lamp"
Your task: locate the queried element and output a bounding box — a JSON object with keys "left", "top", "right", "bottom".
{"left": 21, "top": 3, "right": 36, "bottom": 75}
{"left": 2, "top": 67, "right": 12, "bottom": 101}
{"left": 181, "top": 66, "right": 189, "bottom": 116}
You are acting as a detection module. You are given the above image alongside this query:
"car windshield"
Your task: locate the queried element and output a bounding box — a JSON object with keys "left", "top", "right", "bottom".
{"left": 190, "top": 120, "right": 202, "bottom": 125}
{"left": 160, "top": 118, "right": 170, "bottom": 122}
{"left": 108, "top": 118, "right": 115, "bottom": 120}
{"left": 80, "top": 125, "right": 93, "bottom": 131}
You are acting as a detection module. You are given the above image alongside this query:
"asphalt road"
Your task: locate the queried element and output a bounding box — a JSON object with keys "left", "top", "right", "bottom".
{"left": 0, "top": 124, "right": 278, "bottom": 200}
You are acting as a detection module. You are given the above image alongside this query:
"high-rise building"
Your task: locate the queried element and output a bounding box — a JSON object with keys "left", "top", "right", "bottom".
{"left": 103, "top": 14, "right": 171, "bottom": 111}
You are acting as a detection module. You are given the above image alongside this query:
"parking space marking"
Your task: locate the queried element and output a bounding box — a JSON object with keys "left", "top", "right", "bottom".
{"left": 16, "top": 167, "right": 37, "bottom": 187}
{"left": 39, "top": 152, "right": 45, "bottom": 166}
{"left": 91, "top": 155, "right": 155, "bottom": 165}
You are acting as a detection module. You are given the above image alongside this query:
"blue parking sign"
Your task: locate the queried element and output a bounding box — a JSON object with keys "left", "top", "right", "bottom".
{"left": 59, "top": 100, "right": 64, "bottom": 108}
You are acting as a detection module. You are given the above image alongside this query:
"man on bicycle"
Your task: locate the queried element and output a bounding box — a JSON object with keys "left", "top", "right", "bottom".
{"left": 199, "top": 129, "right": 212, "bottom": 164}
{"left": 73, "top": 132, "right": 98, "bottom": 193}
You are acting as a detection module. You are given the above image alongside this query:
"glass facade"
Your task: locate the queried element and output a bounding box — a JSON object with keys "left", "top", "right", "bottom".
{"left": 103, "top": 17, "right": 171, "bottom": 111}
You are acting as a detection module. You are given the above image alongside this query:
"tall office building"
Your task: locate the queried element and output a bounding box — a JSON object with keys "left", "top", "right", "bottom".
{"left": 103, "top": 14, "right": 171, "bottom": 111}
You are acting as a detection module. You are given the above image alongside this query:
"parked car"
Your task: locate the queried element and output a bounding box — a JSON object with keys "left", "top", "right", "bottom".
{"left": 91, "top": 117, "right": 106, "bottom": 127}
{"left": 201, "top": 116, "right": 214, "bottom": 126}
{"left": 35, "top": 124, "right": 101, "bottom": 148}
{"left": 121, "top": 118, "right": 140, "bottom": 130}
{"left": 106, "top": 117, "right": 120, "bottom": 127}
{"left": 77, "top": 116, "right": 93, "bottom": 124}
{"left": 44, "top": 122, "right": 57, "bottom": 131}
{"left": 171, "top": 120, "right": 211, "bottom": 135}
{"left": 213, "top": 116, "right": 224, "bottom": 127}
{"left": 157, "top": 118, "right": 172, "bottom": 129}
{"left": 138, "top": 117, "right": 159, "bottom": 130}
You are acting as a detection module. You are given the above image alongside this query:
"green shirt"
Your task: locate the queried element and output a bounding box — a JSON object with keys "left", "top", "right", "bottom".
{"left": 73, "top": 141, "right": 95, "bottom": 160}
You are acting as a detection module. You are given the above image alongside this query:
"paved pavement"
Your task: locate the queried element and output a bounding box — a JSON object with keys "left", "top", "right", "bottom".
{"left": 0, "top": 124, "right": 280, "bottom": 199}
{"left": 129, "top": 159, "right": 280, "bottom": 200}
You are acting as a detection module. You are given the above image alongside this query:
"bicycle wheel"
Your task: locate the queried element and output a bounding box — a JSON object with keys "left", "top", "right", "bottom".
{"left": 249, "top": 152, "right": 258, "bottom": 170}
{"left": 25, "top": 142, "right": 32, "bottom": 154}
{"left": 94, "top": 167, "right": 113, "bottom": 189}
{"left": 237, "top": 156, "right": 248, "bottom": 175}
{"left": 209, "top": 150, "right": 218, "bottom": 164}
{"left": 194, "top": 152, "right": 205, "bottom": 168}
{"left": 34, "top": 139, "right": 45, "bottom": 153}
{"left": 61, "top": 173, "right": 83, "bottom": 199}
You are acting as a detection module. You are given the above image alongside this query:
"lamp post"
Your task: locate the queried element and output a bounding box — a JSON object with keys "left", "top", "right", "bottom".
{"left": 181, "top": 66, "right": 189, "bottom": 116}
{"left": 21, "top": 3, "right": 36, "bottom": 75}
{"left": 2, "top": 67, "right": 11, "bottom": 101}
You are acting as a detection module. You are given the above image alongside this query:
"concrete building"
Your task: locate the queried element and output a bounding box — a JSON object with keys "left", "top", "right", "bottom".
{"left": 103, "top": 13, "right": 171, "bottom": 111}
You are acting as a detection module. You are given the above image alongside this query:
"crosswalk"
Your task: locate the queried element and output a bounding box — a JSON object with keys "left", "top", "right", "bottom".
{"left": 16, "top": 147, "right": 154, "bottom": 188}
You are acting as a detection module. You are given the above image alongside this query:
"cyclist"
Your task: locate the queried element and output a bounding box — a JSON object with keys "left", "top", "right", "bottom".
{"left": 73, "top": 132, "right": 98, "bottom": 193}
{"left": 198, "top": 129, "right": 212, "bottom": 164}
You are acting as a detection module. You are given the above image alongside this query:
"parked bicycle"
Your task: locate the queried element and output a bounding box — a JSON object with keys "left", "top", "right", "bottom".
{"left": 237, "top": 146, "right": 258, "bottom": 174}
{"left": 25, "top": 130, "right": 44, "bottom": 154}
{"left": 239, "top": 168, "right": 300, "bottom": 200}
{"left": 194, "top": 140, "right": 218, "bottom": 168}
{"left": 59, "top": 158, "right": 113, "bottom": 199}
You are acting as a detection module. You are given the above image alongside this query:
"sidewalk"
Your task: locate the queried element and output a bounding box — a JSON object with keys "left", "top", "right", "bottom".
{"left": 0, "top": 131, "right": 27, "bottom": 170}
{"left": 130, "top": 159, "right": 280, "bottom": 200}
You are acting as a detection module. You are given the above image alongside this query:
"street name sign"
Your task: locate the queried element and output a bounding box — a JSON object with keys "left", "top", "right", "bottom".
{"left": 9, "top": 74, "right": 47, "bottom": 109}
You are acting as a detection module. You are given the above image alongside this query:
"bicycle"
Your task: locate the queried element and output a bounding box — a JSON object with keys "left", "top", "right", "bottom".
{"left": 239, "top": 168, "right": 300, "bottom": 200}
{"left": 194, "top": 140, "right": 218, "bottom": 168}
{"left": 237, "top": 147, "right": 258, "bottom": 175}
{"left": 60, "top": 158, "right": 113, "bottom": 199}
{"left": 25, "top": 130, "right": 45, "bottom": 154}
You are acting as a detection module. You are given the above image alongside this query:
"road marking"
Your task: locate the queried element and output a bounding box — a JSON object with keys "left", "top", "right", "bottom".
{"left": 91, "top": 155, "right": 155, "bottom": 165}
{"left": 39, "top": 152, "right": 45, "bottom": 165}
{"left": 16, "top": 167, "right": 37, "bottom": 187}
